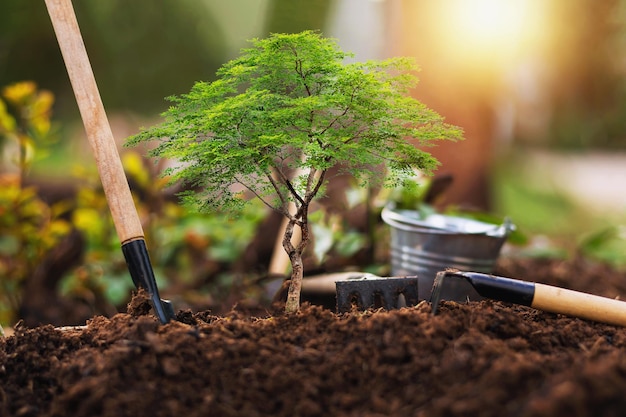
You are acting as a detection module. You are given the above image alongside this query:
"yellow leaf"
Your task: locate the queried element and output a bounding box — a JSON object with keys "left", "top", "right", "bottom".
{"left": 32, "top": 90, "right": 54, "bottom": 115}
{"left": 72, "top": 207, "right": 104, "bottom": 241}
{"left": 48, "top": 219, "right": 71, "bottom": 239}
{"left": 31, "top": 117, "right": 51, "bottom": 138}
{"left": 30, "top": 90, "right": 54, "bottom": 137}
{"left": 2, "top": 81, "right": 36, "bottom": 105}
{"left": 0, "top": 99, "right": 16, "bottom": 133}
{"left": 122, "top": 151, "right": 150, "bottom": 187}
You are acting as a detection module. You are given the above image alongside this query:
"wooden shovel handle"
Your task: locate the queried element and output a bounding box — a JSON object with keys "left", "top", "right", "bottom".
{"left": 533, "top": 283, "right": 626, "bottom": 327}
{"left": 45, "top": 0, "right": 144, "bottom": 243}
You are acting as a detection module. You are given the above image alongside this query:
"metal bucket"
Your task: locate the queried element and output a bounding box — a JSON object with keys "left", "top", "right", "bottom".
{"left": 381, "top": 206, "right": 514, "bottom": 301}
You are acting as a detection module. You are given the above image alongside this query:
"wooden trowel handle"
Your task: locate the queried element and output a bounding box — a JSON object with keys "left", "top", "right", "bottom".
{"left": 45, "top": 0, "right": 144, "bottom": 244}
{"left": 533, "top": 284, "right": 626, "bottom": 327}
{"left": 450, "top": 272, "right": 626, "bottom": 327}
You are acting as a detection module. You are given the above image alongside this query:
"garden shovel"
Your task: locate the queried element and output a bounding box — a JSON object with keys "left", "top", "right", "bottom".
{"left": 431, "top": 270, "right": 626, "bottom": 327}
{"left": 45, "top": 0, "right": 175, "bottom": 323}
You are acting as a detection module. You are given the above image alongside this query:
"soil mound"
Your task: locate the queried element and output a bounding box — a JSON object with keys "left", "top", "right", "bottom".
{"left": 2, "top": 257, "right": 626, "bottom": 417}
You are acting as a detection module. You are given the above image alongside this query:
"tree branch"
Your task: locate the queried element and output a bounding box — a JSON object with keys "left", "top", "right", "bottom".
{"left": 272, "top": 163, "right": 306, "bottom": 207}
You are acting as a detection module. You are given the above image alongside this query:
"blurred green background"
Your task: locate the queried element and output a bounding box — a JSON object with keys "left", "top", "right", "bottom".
{"left": 1, "top": 0, "right": 626, "bottom": 326}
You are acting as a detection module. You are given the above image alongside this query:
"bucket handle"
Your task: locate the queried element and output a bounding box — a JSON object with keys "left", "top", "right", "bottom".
{"left": 486, "top": 217, "right": 515, "bottom": 238}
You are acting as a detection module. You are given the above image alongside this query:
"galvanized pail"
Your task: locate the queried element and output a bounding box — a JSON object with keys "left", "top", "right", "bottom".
{"left": 381, "top": 205, "right": 514, "bottom": 301}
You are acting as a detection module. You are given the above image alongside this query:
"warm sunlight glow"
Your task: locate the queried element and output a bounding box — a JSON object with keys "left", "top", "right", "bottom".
{"left": 452, "top": 0, "right": 528, "bottom": 48}
{"left": 435, "top": 0, "right": 548, "bottom": 70}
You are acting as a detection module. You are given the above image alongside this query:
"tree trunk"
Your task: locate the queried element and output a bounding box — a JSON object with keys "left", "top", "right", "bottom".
{"left": 283, "top": 212, "right": 309, "bottom": 313}
{"left": 284, "top": 250, "right": 304, "bottom": 313}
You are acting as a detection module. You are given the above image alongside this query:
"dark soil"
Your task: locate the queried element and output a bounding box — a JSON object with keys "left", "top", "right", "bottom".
{"left": 3, "top": 257, "right": 626, "bottom": 417}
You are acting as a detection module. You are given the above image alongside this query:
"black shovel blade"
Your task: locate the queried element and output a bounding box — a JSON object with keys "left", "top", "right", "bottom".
{"left": 159, "top": 298, "right": 176, "bottom": 321}
{"left": 122, "top": 239, "right": 176, "bottom": 324}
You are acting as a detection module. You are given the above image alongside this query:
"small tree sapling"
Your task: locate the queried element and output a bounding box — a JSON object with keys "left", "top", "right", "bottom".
{"left": 127, "top": 31, "right": 462, "bottom": 312}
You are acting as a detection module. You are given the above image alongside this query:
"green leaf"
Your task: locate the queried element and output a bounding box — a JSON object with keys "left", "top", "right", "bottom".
{"left": 125, "top": 31, "right": 464, "bottom": 276}
{"left": 0, "top": 235, "right": 19, "bottom": 256}
{"left": 311, "top": 220, "right": 334, "bottom": 263}
{"left": 335, "top": 231, "right": 367, "bottom": 257}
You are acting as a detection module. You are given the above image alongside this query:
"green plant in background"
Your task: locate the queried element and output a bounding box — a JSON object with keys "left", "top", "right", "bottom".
{"left": 61, "top": 152, "right": 267, "bottom": 309}
{"left": 385, "top": 174, "right": 438, "bottom": 216}
{"left": 384, "top": 172, "right": 529, "bottom": 246}
{"left": 60, "top": 164, "right": 132, "bottom": 308}
{"left": 0, "top": 81, "right": 57, "bottom": 183}
{"left": 0, "top": 82, "right": 70, "bottom": 325}
{"left": 0, "top": 176, "right": 71, "bottom": 325}
{"left": 306, "top": 182, "right": 375, "bottom": 269}
{"left": 127, "top": 31, "right": 462, "bottom": 312}
{"left": 309, "top": 210, "right": 368, "bottom": 265}
{"left": 125, "top": 151, "right": 268, "bottom": 304}
{"left": 578, "top": 226, "right": 626, "bottom": 269}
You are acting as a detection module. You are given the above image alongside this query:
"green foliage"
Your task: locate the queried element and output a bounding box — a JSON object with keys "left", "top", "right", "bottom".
{"left": 0, "top": 178, "right": 71, "bottom": 325}
{"left": 386, "top": 174, "right": 528, "bottom": 245}
{"left": 127, "top": 31, "right": 462, "bottom": 217}
{"left": 309, "top": 209, "right": 368, "bottom": 264}
{"left": 0, "top": 81, "right": 268, "bottom": 324}
{"left": 61, "top": 153, "right": 267, "bottom": 308}
{"left": 0, "top": 82, "right": 70, "bottom": 325}
{"left": 385, "top": 175, "right": 437, "bottom": 219}
{"left": 578, "top": 226, "right": 626, "bottom": 268}
{"left": 0, "top": 81, "right": 56, "bottom": 182}
{"left": 127, "top": 31, "right": 462, "bottom": 311}
{"left": 60, "top": 165, "right": 132, "bottom": 307}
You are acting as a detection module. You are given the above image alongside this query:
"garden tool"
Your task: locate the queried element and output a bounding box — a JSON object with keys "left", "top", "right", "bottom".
{"left": 335, "top": 275, "right": 419, "bottom": 313}
{"left": 430, "top": 270, "right": 626, "bottom": 327}
{"left": 45, "top": 0, "right": 175, "bottom": 323}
